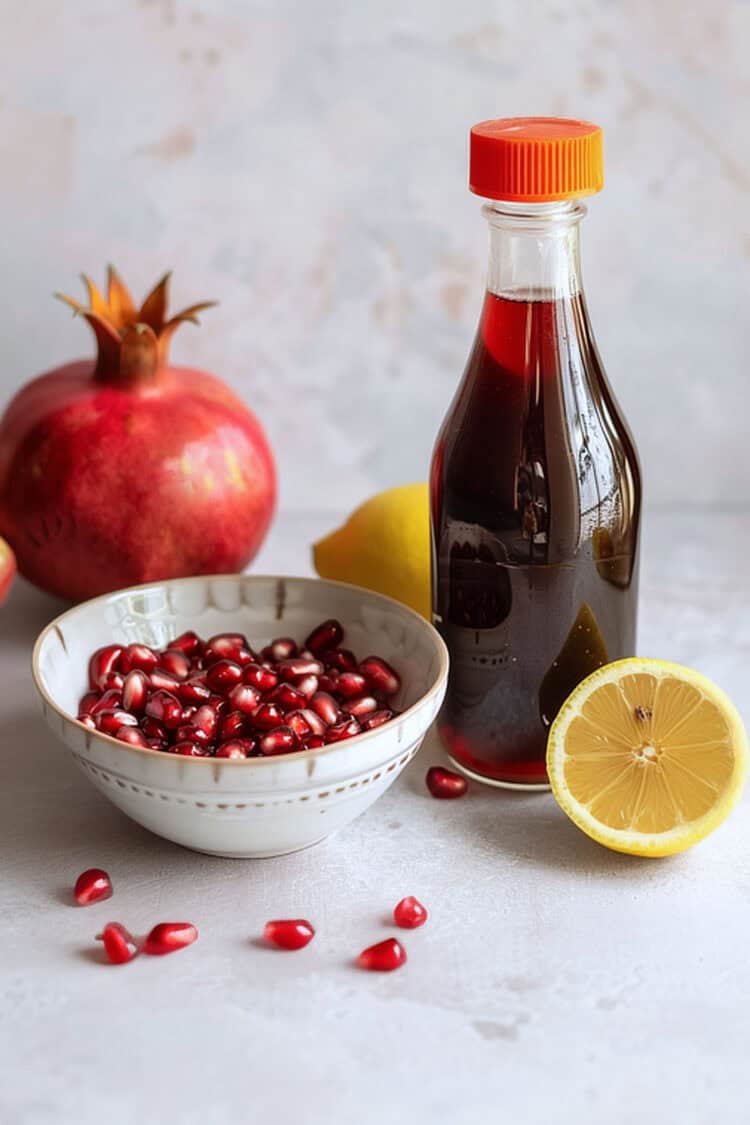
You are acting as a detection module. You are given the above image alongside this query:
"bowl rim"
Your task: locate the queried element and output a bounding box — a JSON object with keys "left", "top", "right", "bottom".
{"left": 31, "top": 572, "right": 449, "bottom": 768}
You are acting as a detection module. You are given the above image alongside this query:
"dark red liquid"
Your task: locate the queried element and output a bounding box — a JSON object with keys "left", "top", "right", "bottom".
{"left": 430, "top": 291, "right": 641, "bottom": 785}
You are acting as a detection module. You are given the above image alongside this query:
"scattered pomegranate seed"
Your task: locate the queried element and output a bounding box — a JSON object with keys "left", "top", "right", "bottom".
{"left": 264, "top": 919, "right": 315, "bottom": 950}
{"left": 305, "top": 619, "right": 343, "bottom": 655}
{"left": 357, "top": 937, "right": 407, "bottom": 972}
{"left": 97, "top": 922, "right": 140, "bottom": 964}
{"left": 142, "top": 922, "right": 198, "bottom": 955}
{"left": 393, "top": 896, "right": 428, "bottom": 929}
{"left": 74, "top": 868, "right": 113, "bottom": 906}
{"left": 426, "top": 766, "right": 468, "bottom": 799}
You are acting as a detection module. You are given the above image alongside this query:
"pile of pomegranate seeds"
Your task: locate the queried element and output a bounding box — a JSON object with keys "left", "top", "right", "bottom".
{"left": 425, "top": 765, "right": 468, "bottom": 799}
{"left": 79, "top": 620, "right": 402, "bottom": 759}
{"left": 95, "top": 921, "right": 198, "bottom": 964}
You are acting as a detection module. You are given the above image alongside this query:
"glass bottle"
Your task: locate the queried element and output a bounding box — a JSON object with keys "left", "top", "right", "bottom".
{"left": 430, "top": 118, "right": 641, "bottom": 788}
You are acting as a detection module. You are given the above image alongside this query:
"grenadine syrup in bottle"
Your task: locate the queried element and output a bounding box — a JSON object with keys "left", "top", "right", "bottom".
{"left": 430, "top": 118, "right": 641, "bottom": 788}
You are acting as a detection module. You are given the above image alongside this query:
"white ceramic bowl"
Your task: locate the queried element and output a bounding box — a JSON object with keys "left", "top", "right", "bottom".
{"left": 32, "top": 575, "right": 448, "bottom": 858}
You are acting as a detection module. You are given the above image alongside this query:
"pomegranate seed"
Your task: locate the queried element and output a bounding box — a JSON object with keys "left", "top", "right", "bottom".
{"left": 305, "top": 735, "right": 325, "bottom": 748}
{"left": 172, "top": 741, "right": 209, "bottom": 757}
{"left": 294, "top": 673, "right": 319, "bottom": 700}
{"left": 259, "top": 726, "right": 298, "bottom": 756}
{"left": 267, "top": 683, "right": 306, "bottom": 713}
{"left": 177, "top": 678, "right": 212, "bottom": 705}
{"left": 175, "top": 723, "right": 212, "bottom": 747}
{"left": 243, "top": 663, "right": 279, "bottom": 693}
{"left": 266, "top": 637, "right": 297, "bottom": 661}
{"left": 142, "top": 716, "right": 168, "bottom": 742}
{"left": 74, "top": 867, "right": 113, "bottom": 906}
{"left": 206, "top": 659, "right": 243, "bottom": 692}
{"left": 359, "top": 656, "right": 401, "bottom": 697}
{"left": 158, "top": 649, "right": 191, "bottom": 680}
{"left": 97, "top": 709, "right": 139, "bottom": 736}
{"left": 215, "top": 738, "right": 255, "bottom": 759}
{"left": 363, "top": 709, "right": 394, "bottom": 730}
{"left": 325, "top": 648, "right": 358, "bottom": 673}
{"left": 90, "top": 688, "right": 122, "bottom": 715}
{"left": 317, "top": 673, "right": 339, "bottom": 695}
{"left": 298, "top": 708, "right": 326, "bottom": 736}
{"left": 97, "top": 922, "right": 140, "bottom": 964}
{"left": 145, "top": 690, "right": 183, "bottom": 730}
{"left": 345, "top": 695, "right": 379, "bottom": 718}
{"left": 181, "top": 705, "right": 197, "bottom": 721}
{"left": 276, "top": 657, "right": 324, "bottom": 679}
{"left": 226, "top": 683, "right": 261, "bottom": 715}
{"left": 192, "top": 704, "right": 220, "bottom": 737}
{"left": 204, "top": 633, "right": 254, "bottom": 666}
{"left": 357, "top": 937, "right": 406, "bottom": 972}
{"left": 252, "top": 702, "right": 285, "bottom": 730}
{"left": 142, "top": 922, "right": 198, "bottom": 956}
{"left": 120, "top": 644, "right": 159, "bottom": 675}
{"left": 77, "top": 713, "right": 97, "bottom": 729}
{"left": 393, "top": 896, "right": 428, "bottom": 929}
{"left": 78, "top": 691, "right": 99, "bottom": 716}
{"left": 218, "top": 709, "right": 247, "bottom": 741}
{"left": 264, "top": 919, "right": 315, "bottom": 950}
{"left": 146, "top": 738, "right": 167, "bottom": 751}
{"left": 115, "top": 726, "right": 150, "bottom": 747}
{"left": 335, "top": 672, "right": 368, "bottom": 699}
{"left": 100, "top": 672, "right": 125, "bottom": 693}
{"left": 149, "top": 668, "right": 182, "bottom": 693}
{"left": 426, "top": 766, "right": 468, "bottom": 799}
{"left": 122, "top": 669, "right": 149, "bottom": 714}
{"left": 305, "top": 619, "right": 343, "bottom": 655}
{"left": 325, "top": 717, "right": 362, "bottom": 743}
{"left": 88, "top": 645, "right": 124, "bottom": 691}
{"left": 286, "top": 710, "right": 313, "bottom": 740}
{"left": 310, "top": 692, "right": 340, "bottom": 726}
{"left": 169, "top": 630, "right": 202, "bottom": 656}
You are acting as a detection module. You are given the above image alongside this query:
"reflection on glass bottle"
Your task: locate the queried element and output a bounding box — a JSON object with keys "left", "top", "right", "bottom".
{"left": 538, "top": 603, "right": 609, "bottom": 728}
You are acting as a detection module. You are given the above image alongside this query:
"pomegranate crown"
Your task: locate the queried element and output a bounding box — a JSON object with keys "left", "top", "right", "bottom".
{"left": 56, "top": 267, "right": 216, "bottom": 381}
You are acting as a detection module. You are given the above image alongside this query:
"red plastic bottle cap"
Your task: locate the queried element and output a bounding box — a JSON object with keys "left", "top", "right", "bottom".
{"left": 469, "top": 117, "right": 603, "bottom": 202}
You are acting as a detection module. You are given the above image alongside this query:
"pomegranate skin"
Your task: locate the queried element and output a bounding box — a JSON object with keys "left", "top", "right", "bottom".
{"left": 0, "top": 360, "right": 276, "bottom": 601}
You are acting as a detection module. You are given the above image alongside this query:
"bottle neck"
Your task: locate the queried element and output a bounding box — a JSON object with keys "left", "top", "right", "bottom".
{"left": 483, "top": 200, "right": 585, "bottom": 301}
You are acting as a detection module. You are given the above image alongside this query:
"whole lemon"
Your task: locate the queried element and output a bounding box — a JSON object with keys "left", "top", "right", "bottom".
{"left": 313, "top": 483, "right": 431, "bottom": 619}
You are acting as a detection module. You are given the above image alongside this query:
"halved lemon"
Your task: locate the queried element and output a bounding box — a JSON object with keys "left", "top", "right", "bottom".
{"left": 547, "top": 658, "right": 748, "bottom": 856}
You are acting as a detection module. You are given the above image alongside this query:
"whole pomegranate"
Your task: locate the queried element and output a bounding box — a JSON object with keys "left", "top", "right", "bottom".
{"left": 0, "top": 269, "right": 276, "bottom": 601}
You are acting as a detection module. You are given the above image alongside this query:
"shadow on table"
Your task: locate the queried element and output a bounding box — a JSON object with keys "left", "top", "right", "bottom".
{"left": 401, "top": 731, "right": 671, "bottom": 879}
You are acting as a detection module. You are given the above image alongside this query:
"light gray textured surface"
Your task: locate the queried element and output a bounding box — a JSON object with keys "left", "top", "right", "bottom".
{"left": 2, "top": 509, "right": 749, "bottom": 1125}
{"left": 0, "top": 0, "right": 748, "bottom": 513}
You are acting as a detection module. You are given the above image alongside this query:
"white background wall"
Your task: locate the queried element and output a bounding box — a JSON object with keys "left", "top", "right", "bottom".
{"left": 1, "top": 0, "right": 747, "bottom": 515}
